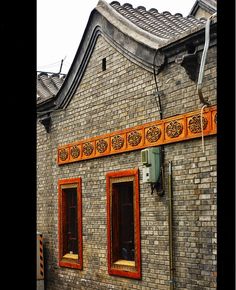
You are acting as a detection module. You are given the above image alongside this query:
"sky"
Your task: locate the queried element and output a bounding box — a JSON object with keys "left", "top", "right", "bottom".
{"left": 37, "top": 0, "right": 196, "bottom": 74}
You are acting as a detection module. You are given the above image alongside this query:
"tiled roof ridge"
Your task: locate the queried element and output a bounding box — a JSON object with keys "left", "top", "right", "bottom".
{"left": 96, "top": 0, "right": 208, "bottom": 48}
{"left": 96, "top": 0, "right": 168, "bottom": 49}
{"left": 111, "top": 2, "right": 181, "bottom": 38}
{"left": 110, "top": 1, "right": 204, "bottom": 21}
{"left": 111, "top": 1, "right": 178, "bottom": 16}
{"left": 119, "top": 1, "right": 213, "bottom": 24}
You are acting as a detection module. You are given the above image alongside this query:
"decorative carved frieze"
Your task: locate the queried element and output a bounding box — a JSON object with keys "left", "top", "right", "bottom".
{"left": 146, "top": 126, "right": 161, "bottom": 143}
{"left": 59, "top": 148, "right": 69, "bottom": 161}
{"left": 83, "top": 142, "right": 94, "bottom": 156}
{"left": 57, "top": 106, "right": 217, "bottom": 165}
{"left": 166, "top": 120, "right": 183, "bottom": 138}
{"left": 188, "top": 115, "right": 208, "bottom": 133}
{"left": 112, "top": 135, "right": 124, "bottom": 150}
{"left": 70, "top": 145, "right": 80, "bottom": 159}
{"left": 127, "top": 131, "right": 142, "bottom": 146}
{"left": 96, "top": 139, "right": 108, "bottom": 153}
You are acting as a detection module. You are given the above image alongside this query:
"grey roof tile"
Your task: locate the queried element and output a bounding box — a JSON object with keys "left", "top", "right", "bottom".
{"left": 110, "top": 1, "right": 207, "bottom": 40}
{"left": 37, "top": 72, "right": 66, "bottom": 104}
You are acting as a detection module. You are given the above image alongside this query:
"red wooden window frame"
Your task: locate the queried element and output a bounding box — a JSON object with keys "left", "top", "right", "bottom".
{"left": 58, "top": 178, "right": 83, "bottom": 269}
{"left": 106, "top": 168, "right": 141, "bottom": 279}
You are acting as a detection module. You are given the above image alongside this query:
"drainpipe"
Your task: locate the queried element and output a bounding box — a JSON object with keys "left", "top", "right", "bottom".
{"left": 197, "top": 13, "right": 216, "bottom": 105}
{"left": 168, "top": 161, "right": 175, "bottom": 289}
{"left": 153, "top": 50, "right": 165, "bottom": 196}
{"left": 197, "top": 13, "right": 216, "bottom": 153}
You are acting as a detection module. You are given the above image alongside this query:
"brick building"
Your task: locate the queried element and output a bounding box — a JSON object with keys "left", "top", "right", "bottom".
{"left": 37, "top": 0, "right": 217, "bottom": 289}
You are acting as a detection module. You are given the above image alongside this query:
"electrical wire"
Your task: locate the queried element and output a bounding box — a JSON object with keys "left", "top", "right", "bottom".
{"left": 201, "top": 104, "right": 207, "bottom": 153}
{"left": 37, "top": 60, "right": 62, "bottom": 70}
{"left": 153, "top": 50, "right": 163, "bottom": 120}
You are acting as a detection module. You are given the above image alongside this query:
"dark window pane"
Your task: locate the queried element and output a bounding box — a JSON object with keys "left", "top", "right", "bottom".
{"left": 112, "top": 181, "right": 134, "bottom": 261}
{"left": 64, "top": 188, "right": 78, "bottom": 254}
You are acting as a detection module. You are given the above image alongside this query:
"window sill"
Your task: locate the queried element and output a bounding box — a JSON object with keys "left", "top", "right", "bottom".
{"left": 59, "top": 258, "right": 82, "bottom": 269}
{"left": 113, "top": 260, "right": 135, "bottom": 267}
{"left": 109, "top": 261, "right": 141, "bottom": 279}
{"left": 63, "top": 253, "right": 78, "bottom": 260}
{"left": 60, "top": 253, "right": 81, "bottom": 269}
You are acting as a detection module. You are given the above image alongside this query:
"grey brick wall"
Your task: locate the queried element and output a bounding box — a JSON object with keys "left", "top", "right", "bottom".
{"left": 37, "top": 35, "right": 217, "bottom": 289}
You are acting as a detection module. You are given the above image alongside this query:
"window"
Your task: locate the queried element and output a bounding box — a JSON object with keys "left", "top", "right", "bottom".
{"left": 58, "top": 178, "right": 82, "bottom": 269}
{"left": 102, "top": 57, "right": 106, "bottom": 71}
{"left": 106, "top": 169, "right": 141, "bottom": 279}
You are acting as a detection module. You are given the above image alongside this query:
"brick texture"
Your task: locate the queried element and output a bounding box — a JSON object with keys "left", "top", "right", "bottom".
{"left": 37, "top": 35, "right": 217, "bottom": 289}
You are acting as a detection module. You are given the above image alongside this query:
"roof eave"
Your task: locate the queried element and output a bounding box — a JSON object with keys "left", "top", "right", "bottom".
{"left": 37, "top": 95, "right": 57, "bottom": 113}
{"left": 162, "top": 21, "right": 217, "bottom": 60}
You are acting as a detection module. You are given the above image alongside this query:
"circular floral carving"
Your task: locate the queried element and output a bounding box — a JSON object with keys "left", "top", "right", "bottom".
{"left": 83, "top": 142, "right": 94, "bottom": 156}
{"left": 146, "top": 126, "right": 161, "bottom": 143}
{"left": 70, "top": 145, "right": 80, "bottom": 159}
{"left": 128, "top": 131, "right": 142, "bottom": 146}
{"left": 112, "top": 135, "right": 124, "bottom": 150}
{"left": 166, "top": 121, "right": 183, "bottom": 138}
{"left": 96, "top": 139, "right": 108, "bottom": 153}
{"left": 188, "top": 115, "right": 208, "bottom": 133}
{"left": 59, "top": 148, "right": 69, "bottom": 161}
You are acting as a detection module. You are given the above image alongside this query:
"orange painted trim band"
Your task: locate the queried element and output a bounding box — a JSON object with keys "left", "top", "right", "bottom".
{"left": 58, "top": 106, "right": 217, "bottom": 165}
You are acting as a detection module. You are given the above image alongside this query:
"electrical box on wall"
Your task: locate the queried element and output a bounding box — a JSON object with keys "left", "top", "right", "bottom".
{"left": 141, "top": 147, "right": 161, "bottom": 183}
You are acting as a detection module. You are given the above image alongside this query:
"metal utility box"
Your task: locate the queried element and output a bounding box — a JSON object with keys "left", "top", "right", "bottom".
{"left": 37, "top": 232, "right": 44, "bottom": 290}
{"left": 141, "top": 147, "right": 161, "bottom": 183}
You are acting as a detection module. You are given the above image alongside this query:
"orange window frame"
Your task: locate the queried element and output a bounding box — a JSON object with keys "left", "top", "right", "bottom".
{"left": 106, "top": 168, "right": 141, "bottom": 279}
{"left": 58, "top": 178, "right": 83, "bottom": 269}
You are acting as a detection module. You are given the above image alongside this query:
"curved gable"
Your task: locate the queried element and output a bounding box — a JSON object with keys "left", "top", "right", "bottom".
{"left": 38, "top": 0, "right": 215, "bottom": 115}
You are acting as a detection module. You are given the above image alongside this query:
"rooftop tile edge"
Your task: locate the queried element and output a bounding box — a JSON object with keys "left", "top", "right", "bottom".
{"left": 96, "top": 0, "right": 168, "bottom": 49}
